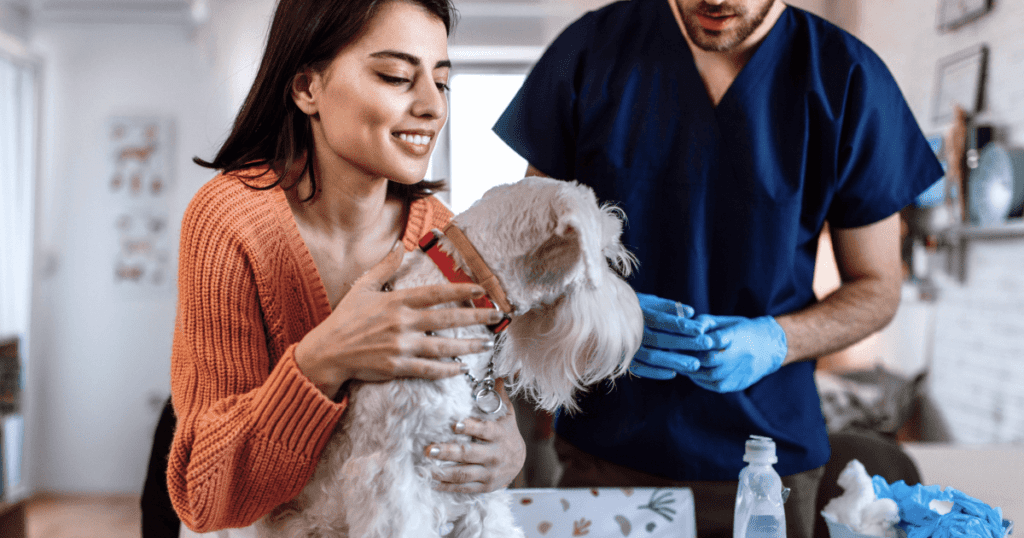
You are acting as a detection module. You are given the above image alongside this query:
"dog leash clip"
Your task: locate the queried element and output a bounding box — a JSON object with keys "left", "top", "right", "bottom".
{"left": 473, "top": 387, "right": 503, "bottom": 415}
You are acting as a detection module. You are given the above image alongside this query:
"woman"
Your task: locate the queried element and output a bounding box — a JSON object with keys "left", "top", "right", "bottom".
{"left": 168, "top": 0, "right": 527, "bottom": 533}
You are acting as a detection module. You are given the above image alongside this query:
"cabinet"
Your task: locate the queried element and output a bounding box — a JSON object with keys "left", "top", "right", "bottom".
{"left": 0, "top": 500, "right": 25, "bottom": 538}
{"left": 0, "top": 337, "right": 25, "bottom": 538}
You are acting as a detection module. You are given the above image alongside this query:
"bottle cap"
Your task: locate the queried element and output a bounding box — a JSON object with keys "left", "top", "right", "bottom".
{"left": 743, "top": 435, "right": 778, "bottom": 464}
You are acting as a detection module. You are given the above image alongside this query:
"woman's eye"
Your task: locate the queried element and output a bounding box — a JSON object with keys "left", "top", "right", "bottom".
{"left": 436, "top": 82, "right": 450, "bottom": 92}
{"left": 379, "top": 74, "right": 410, "bottom": 85}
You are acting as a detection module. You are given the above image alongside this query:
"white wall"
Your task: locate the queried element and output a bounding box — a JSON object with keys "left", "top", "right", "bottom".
{"left": 24, "top": 0, "right": 276, "bottom": 493}
{"left": 847, "top": 0, "right": 1024, "bottom": 446}
{"left": 29, "top": 23, "right": 227, "bottom": 492}
{"left": 854, "top": 0, "right": 1024, "bottom": 144}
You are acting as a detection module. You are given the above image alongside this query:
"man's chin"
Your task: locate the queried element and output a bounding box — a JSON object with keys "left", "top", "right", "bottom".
{"left": 690, "top": 31, "right": 742, "bottom": 52}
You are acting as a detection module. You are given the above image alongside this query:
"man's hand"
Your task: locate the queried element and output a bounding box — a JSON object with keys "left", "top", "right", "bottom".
{"left": 685, "top": 315, "right": 787, "bottom": 392}
{"left": 628, "top": 293, "right": 716, "bottom": 379}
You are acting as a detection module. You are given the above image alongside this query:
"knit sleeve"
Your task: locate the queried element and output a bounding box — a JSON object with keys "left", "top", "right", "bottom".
{"left": 167, "top": 179, "right": 346, "bottom": 531}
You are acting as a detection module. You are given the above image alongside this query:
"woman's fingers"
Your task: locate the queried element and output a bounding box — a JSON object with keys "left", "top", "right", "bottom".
{"left": 425, "top": 379, "right": 525, "bottom": 492}
{"left": 427, "top": 440, "right": 496, "bottom": 466}
{"left": 414, "top": 307, "right": 506, "bottom": 334}
{"left": 431, "top": 465, "right": 490, "bottom": 494}
{"left": 415, "top": 334, "right": 494, "bottom": 358}
{"left": 432, "top": 474, "right": 488, "bottom": 494}
{"left": 400, "top": 282, "right": 486, "bottom": 309}
{"left": 426, "top": 442, "right": 494, "bottom": 493}
{"left": 385, "top": 357, "right": 466, "bottom": 380}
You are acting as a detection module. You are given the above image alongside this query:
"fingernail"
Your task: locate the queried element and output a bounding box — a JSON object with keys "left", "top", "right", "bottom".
{"left": 459, "top": 364, "right": 470, "bottom": 373}
{"left": 427, "top": 445, "right": 440, "bottom": 457}
{"left": 481, "top": 339, "right": 495, "bottom": 351}
{"left": 453, "top": 421, "right": 466, "bottom": 434}
{"left": 488, "top": 311, "right": 505, "bottom": 323}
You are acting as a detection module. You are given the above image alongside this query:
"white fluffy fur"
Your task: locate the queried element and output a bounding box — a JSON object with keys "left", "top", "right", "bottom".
{"left": 256, "top": 176, "right": 643, "bottom": 538}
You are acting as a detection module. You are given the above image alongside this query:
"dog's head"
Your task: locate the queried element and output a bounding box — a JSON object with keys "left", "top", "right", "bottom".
{"left": 449, "top": 176, "right": 643, "bottom": 411}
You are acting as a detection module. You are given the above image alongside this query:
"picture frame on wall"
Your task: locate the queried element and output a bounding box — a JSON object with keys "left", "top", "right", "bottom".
{"left": 931, "top": 44, "right": 988, "bottom": 124}
{"left": 936, "top": 0, "right": 991, "bottom": 31}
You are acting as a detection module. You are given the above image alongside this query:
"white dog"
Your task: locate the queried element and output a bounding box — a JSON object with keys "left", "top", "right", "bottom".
{"left": 258, "top": 176, "right": 644, "bottom": 538}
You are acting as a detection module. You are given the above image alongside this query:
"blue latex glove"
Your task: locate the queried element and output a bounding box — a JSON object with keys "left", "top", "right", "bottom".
{"left": 873, "top": 478, "right": 1007, "bottom": 538}
{"left": 629, "top": 293, "right": 716, "bottom": 380}
{"left": 684, "top": 315, "right": 788, "bottom": 393}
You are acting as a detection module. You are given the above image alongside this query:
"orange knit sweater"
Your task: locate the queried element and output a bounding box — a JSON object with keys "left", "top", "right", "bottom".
{"left": 168, "top": 168, "right": 453, "bottom": 531}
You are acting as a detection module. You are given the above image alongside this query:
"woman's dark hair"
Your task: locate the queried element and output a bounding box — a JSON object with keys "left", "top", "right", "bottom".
{"left": 194, "top": 0, "right": 457, "bottom": 201}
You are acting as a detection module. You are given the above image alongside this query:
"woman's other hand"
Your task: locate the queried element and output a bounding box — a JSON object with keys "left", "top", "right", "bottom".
{"left": 295, "top": 243, "right": 505, "bottom": 398}
{"left": 425, "top": 379, "right": 527, "bottom": 493}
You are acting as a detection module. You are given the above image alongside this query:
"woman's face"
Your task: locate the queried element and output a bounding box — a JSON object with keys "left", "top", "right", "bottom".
{"left": 298, "top": 0, "right": 450, "bottom": 185}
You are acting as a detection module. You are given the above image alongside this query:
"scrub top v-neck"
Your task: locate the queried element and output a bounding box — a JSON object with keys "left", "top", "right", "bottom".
{"left": 494, "top": 0, "right": 942, "bottom": 480}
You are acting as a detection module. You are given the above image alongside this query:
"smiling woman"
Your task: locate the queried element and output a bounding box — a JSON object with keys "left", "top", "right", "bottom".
{"left": 288, "top": 6, "right": 452, "bottom": 192}
{"left": 157, "top": 0, "right": 528, "bottom": 536}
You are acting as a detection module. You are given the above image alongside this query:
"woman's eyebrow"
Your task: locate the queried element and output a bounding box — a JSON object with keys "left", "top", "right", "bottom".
{"left": 370, "top": 50, "right": 452, "bottom": 70}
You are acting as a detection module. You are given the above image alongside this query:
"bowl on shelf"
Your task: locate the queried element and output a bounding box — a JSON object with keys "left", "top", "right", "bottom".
{"left": 968, "top": 144, "right": 1024, "bottom": 227}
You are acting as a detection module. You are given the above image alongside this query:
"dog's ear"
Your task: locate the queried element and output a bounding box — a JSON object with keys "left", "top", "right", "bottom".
{"left": 523, "top": 188, "right": 609, "bottom": 289}
{"left": 522, "top": 213, "right": 583, "bottom": 287}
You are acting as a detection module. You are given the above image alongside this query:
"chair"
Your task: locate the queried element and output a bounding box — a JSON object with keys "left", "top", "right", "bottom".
{"left": 141, "top": 396, "right": 181, "bottom": 538}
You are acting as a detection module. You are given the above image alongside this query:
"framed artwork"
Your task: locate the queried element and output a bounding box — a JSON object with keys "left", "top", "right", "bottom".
{"left": 936, "top": 0, "right": 991, "bottom": 31}
{"left": 931, "top": 44, "right": 988, "bottom": 124}
{"left": 106, "top": 116, "right": 175, "bottom": 293}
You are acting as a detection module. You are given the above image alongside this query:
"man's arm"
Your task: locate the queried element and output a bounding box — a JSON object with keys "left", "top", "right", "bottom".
{"left": 775, "top": 213, "right": 903, "bottom": 365}
{"left": 525, "top": 164, "right": 550, "bottom": 178}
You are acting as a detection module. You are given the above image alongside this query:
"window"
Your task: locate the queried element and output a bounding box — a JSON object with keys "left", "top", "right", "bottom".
{"left": 0, "top": 50, "right": 38, "bottom": 338}
{"left": 443, "top": 70, "right": 528, "bottom": 213}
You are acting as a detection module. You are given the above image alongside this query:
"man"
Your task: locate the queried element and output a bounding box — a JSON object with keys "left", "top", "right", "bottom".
{"left": 493, "top": 0, "right": 942, "bottom": 537}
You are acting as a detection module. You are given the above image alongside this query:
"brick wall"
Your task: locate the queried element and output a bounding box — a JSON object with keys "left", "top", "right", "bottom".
{"left": 849, "top": 0, "right": 1024, "bottom": 443}
{"left": 927, "top": 240, "right": 1024, "bottom": 443}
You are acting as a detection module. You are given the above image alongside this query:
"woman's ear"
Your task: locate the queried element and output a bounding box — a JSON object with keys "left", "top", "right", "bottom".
{"left": 291, "top": 70, "right": 319, "bottom": 116}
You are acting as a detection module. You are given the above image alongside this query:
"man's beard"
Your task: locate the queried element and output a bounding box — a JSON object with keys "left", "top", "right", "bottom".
{"left": 679, "top": 0, "right": 775, "bottom": 52}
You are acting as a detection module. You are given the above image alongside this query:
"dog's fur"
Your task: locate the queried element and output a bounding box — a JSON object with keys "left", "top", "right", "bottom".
{"left": 257, "top": 176, "right": 644, "bottom": 538}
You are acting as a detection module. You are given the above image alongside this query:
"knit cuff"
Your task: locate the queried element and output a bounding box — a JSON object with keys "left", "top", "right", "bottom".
{"left": 250, "top": 344, "right": 346, "bottom": 456}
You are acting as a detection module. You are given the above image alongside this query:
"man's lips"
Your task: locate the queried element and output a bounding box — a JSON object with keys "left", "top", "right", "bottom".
{"left": 696, "top": 12, "right": 736, "bottom": 31}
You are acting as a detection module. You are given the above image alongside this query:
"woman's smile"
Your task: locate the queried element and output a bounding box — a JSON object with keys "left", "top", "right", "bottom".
{"left": 394, "top": 131, "right": 435, "bottom": 155}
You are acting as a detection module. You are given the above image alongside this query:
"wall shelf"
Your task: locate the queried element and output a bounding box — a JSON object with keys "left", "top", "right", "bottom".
{"left": 939, "top": 220, "right": 1024, "bottom": 282}
{"left": 947, "top": 220, "right": 1024, "bottom": 240}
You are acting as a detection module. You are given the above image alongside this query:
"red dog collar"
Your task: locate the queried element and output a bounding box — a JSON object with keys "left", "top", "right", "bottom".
{"left": 418, "top": 226, "right": 512, "bottom": 333}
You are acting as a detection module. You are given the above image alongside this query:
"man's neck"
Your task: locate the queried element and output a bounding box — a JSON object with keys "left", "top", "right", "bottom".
{"left": 669, "top": 0, "right": 786, "bottom": 106}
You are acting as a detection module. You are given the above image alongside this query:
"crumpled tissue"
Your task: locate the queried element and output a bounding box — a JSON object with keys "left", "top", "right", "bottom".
{"left": 822, "top": 459, "right": 901, "bottom": 537}
{"left": 873, "top": 478, "right": 1006, "bottom": 538}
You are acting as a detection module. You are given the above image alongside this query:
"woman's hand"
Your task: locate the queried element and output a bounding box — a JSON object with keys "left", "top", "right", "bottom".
{"left": 295, "top": 243, "right": 506, "bottom": 398}
{"left": 425, "top": 379, "right": 527, "bottom": 493}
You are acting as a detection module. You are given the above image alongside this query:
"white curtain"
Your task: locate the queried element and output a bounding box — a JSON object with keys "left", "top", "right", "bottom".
{"left": 0, "top": 53, "right": 37, "bottom": 339}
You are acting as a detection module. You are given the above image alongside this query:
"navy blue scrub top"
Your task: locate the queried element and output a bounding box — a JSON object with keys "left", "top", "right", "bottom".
{"left": 494, "top": 0, "right": 942, "bottom": 480}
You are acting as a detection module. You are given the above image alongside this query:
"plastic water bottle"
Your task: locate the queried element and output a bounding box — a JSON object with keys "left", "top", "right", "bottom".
{"left": 734, "top": 435, "right": 787, "bottom": 538}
